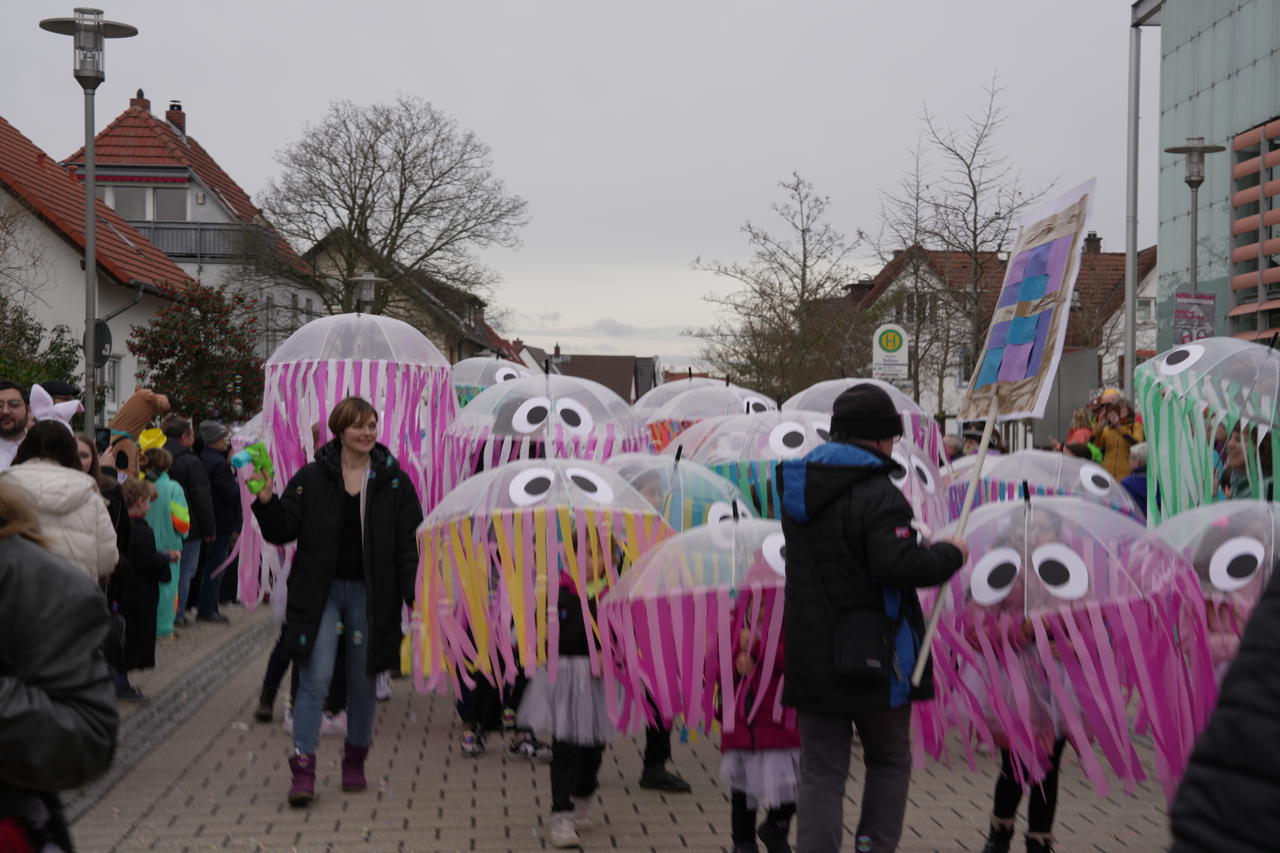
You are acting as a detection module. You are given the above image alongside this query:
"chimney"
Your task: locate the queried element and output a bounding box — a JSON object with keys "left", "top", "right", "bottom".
{"left": 166, "top": 100, "right": 185, "bottom": 134}
{"left": 553, "top": 343, "right": 561, "bottom": 358}
{"left": 1083, "top": 231, "right": 1102, "bottom": 254}
{"left": 511, "top": 338, "right": 524, "bottom": 352}
{"left": 130, "top": 88, "right": 150, "bottom": 112}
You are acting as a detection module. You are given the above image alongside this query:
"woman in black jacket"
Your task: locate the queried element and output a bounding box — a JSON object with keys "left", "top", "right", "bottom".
{"left": 252, "top": 397, "right": 422, "bottom": 807}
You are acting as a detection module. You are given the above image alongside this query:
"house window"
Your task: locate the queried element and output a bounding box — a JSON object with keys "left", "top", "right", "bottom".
{"left": 112, "top": 186, "right": 147, "bottom": 220}
{"left": 102, "top": 356, "right": 122, "bottom": 409}
{"left": 154, "top": 187, "right": 187, "bottom": 221}
{"left": 1137, "top": 298, "right": 1155, "bottom": 323}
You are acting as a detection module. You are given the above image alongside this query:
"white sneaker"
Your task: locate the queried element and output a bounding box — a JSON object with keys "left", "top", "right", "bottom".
{"left": 282, "top": 705, "right": 293, "bottom": 735}
{"left": 571, "top": 797, "right": 593, "bottom": 829}
{"left": 547, "top": 812, "right": 579, "bottom": 848}
{"left": 376, "top": 671, "right": 392, "bottom": 701}
{"left": 320, "top": 710, "right": 347, "bottom": 737}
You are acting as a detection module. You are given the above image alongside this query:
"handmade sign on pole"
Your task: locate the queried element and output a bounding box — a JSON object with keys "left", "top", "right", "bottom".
{"left": 913, "top": 178, "right": 1095, "bottom": 686}
{"left": 959, "top": 178, "right": 1096, "bottom": 422}
{"left": 871, "top": 323, "right": 910, "bottom": 383}
{"left": 1173, "top": 292, "right": 1215, "bottom": 344}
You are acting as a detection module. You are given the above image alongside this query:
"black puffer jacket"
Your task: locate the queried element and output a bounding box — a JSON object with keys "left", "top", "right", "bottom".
{"left": 1170, "top": 562, "right": 1280, "bottom": 852}
{"left": 779, "top": 441, "right": 963, "bottom": 714}
{"left": 252, "top": 440, "right": 422, "bottom": 675}
{"left": 164, "top": 438, "right": 215, "bottom": 541}
{"left": 0, "top": 534, "right": 118, "bottom": 850}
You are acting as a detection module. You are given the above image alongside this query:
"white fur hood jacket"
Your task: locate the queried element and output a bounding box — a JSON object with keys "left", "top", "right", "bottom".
{"left": 0, "top": 460, "right": 117, "bottom": 580}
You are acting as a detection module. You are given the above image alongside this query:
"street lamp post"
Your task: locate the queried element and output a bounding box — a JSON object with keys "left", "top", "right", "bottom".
{"left": 348, "top": 272, "right": 385, "bottom": 314}
{"left": 40, "top": 8, "right": 137, "bottom": 430}
{"left": 1164, "top": 136, "right": 1226, "bottom": 295}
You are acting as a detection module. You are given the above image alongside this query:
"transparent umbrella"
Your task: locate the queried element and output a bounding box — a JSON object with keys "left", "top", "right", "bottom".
{"left": 945, "top": 449, "right": 1142, "bottom": 522}
{"left": 633, "top": 376, "right": 722, "bottom": 415}
{"left": 452, "top": 356, "right": 532, "bottom": 407}
{"left": 645, "top": 384, "right": 776, "bottom": 451}
{"left": 783, "top": 378, "right": 943, "bottom": 464}
{"left": 266, "top": 312, "right": 451, "bottom": 366}
{"left": 604, "top": 452, "right": 755, "bottom": 531}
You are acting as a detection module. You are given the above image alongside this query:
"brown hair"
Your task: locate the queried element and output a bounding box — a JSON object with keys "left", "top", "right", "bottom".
{"left": 121, "top": 478, "right": 158, "bottom": 508}
{"left": 141, "top": 446, "right": 173, "bottom": 475}
{"left": 327, "top": 397, "right": 378, "bottom": 439}
{"left": 13, "top": 421, "right": 80, "bottom": 470}
{"left": 162, "top": 415, "right": 193, "bottom": 440}
{"left": 76, "top": 433, "right": 117, "bottom": 492}
{"left": 0, "top": 482, "right": 45, "bottom": 546}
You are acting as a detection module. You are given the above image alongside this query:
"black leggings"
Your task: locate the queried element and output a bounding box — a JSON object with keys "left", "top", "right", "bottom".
{"left": 730, "top": 790, "right": 795, "bottom": 845}
{"left": 993, "top": 738, "right": 1068, "bottom": 834}
{"left": 550, "top": 739, "right": 605, "bottom": 813}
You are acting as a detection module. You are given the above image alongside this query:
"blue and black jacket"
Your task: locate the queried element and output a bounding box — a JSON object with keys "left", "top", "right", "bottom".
{"left": 778, "top": 442, "right": 964, "bottom": 713}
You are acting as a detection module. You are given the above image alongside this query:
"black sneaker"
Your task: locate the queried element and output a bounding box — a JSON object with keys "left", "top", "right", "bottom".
{"left": 638, "top": 765, "right": 692, "bottom": 793}
{"left": 116, "top": 684, "right": 146, "bottom": 703}
{"left": 757, "top": 817, "right": 792, "bottom": 853}
{"left": 197, "top": 612, "right": 230, "bottom": 624}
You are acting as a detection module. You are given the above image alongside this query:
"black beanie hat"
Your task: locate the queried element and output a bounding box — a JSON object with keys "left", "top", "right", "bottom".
{"left": 830, "top": 384, "right": 903, "bottom": 441}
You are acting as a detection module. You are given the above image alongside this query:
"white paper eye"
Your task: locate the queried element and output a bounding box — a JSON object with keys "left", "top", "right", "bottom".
{"left": 762, "top": 532, "right": 787, "bottom": 577}
{"left": 1208, "top": 536, "right": 1266, "bottom": 592}
{"left": 1157, "top": 344, "right": 1205, "bottom": 376}
{"left": 706, "top": 500, "right": 734, "bottom": 525}
{"left": 555, "top": 398, "right": 595, "bottom": 436}
{"left": 970, "top": 547, "right": 1021, "bottom": 606}
{"left": 494, "top": 366, "right": 525, "bottom": 383}
{"left": 512, "top": 396, "right": 552, "bottom": 434}
{"left": 509, "top": 467, "right": 555, "bottom": 506}
{"left": 1078, "top": 464, "right": 1114, "bottom": 497}
{"left": 768, "top": 421, "right": 809, "bottom": 457}
{"left": 911, "top": 457, "right": 937, "bottom": 494}
{"left": 743, "top": 395, "right": 772, "bottom": 414}
{"left": 889, "top": 449, "right": 909, "bottom": 487}
{"left": 1032, "top": 543, "right": 1090, "bottom": 601}
{"left": 564, "top": 467, "right": 614, "bottom": 504}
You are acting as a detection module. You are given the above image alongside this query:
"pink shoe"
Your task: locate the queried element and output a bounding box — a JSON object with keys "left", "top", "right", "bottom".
{"left": 342, "top": 742, "right": 369, "bottom": 792}
{"left": 287, "top": 752, "right": 316, "bottom": 807}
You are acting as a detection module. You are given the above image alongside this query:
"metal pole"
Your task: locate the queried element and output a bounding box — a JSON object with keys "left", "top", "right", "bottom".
{"left": 1189, "top": 184, "right": 1199, "bottom": 294}
{"left": 83, "top": 87, "right": 97, "bottom": 430}
{"left": 1123, "top": 25, "right": 1140, "bottom": 398}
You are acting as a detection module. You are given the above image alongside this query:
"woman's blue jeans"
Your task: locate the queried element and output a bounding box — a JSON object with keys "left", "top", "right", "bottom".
{"left": 292, "top": 580, "right": 375, "bottom": 754}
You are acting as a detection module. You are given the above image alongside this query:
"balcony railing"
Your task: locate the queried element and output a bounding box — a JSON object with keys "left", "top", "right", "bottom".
{"left": 127, "top": 221, "right": 270, "bottom": 259}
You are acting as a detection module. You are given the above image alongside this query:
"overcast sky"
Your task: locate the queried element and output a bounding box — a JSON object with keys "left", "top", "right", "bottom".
{"left": 3, "top": 1, "right": 1161, "bottom": 370}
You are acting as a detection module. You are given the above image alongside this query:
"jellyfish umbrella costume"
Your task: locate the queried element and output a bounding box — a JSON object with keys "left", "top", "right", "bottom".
{"left": 887, "top": 437, "right": 950, "bottom": 536}
{"left": 598, "top": 519, "right": 787, "bottom": 734}
{"left": 452, "top": 356, "right": 532, "bottom": 407}
{"left": 412, "top": 459, "right": 672, "bottom": 696}
{"left": 784, "top": 378, "right": 944, "bottom": 465}
{"left": 238, "top": 314, "right": 456, "bottom": 605}
{"left": 645, "top": 384, "right": 776, "bottom": 451}
{"left": 662, "top": 411, "right": 830, "bottom": 519}
{"left": 945, "top": 448, "right": 1142, "bottom": 522}
{"left": 604, "top": 452, "right": 756, "bottom": 531}
{"left": 442, "top": 373, "right": 648, "bottom": 490}
{"left": 917, "top": 497, "right": 1216, "bottom": 799}
{"left": 1135, "top": 337, "right": 1280, "bottom": 523}
{"left": 633, "top": 376, "right": 721, "bottom": 416}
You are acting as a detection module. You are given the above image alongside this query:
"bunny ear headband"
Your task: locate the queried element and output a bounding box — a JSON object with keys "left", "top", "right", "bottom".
{"left": 29, "top": 383, "right": 83, "bottom": 433}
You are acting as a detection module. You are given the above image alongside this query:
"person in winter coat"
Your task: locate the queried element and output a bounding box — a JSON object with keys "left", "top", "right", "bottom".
{"left": 162, "top": 416, "right": 215, "bottom": 626}
{"left": 0, "top": 421, "right": 117, "bottom": 581}
{"left": 1170, "top": 548, "right": 1280, "bottom": 852}
{"left": 778, "top": 384, "right": 967, "bottom": 853}
{"left": 1091, "top": 397, "right": 1144, "bottom": 481}
{"left": 76, "top": 432, "right": 130, "bottom": 590}
{"left": 196, "top": 420, "right": 241, "bottom": 622}
{"left": 252, "top": 396, "right": 422, "bottom": 807}
{"left": 0, "top": 481, "right": 118, "bottom": 853}
{"left": 1118, "top": 442, "right": 1149, "bottom": 516}
{"left": 140, "top": 448, "right": 189, "bottom": 638}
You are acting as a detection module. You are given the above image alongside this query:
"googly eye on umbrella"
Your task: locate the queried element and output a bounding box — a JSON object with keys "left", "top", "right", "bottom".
{"left": 442, "top": 373, "right": 648, "bottom": 491}
{"left": 451, "top": 356, "right": 532, "bottom": 407}
{"left": 784, "top": 378, "right": 945, "bottom": 468}
{"left": 248, "top": 314, "right": 456, "bottom": 606}
{"left": 644, "top": 384, "right": 777, "bottom": 451}
{"left": 633, "top": 375, "right": 723, "bottom": 416}
{"left": 1135, "top": 336, "right": 1280, "bottom": 523}
{"left": 410, "top": 459, "right": 673, "bottom": 697}
{"left": 889, "top": 436, "right": 948, "bottom": 534}
{"left": 662, "top": 411, "right": 831, "bottom": 518}
{"left": 598, "top": 518, "right": 787, "bottom": 735}
{"left": 604, "top": 452, "right": 756, "bottom": 531}
{"left": 917, "top": 496, "right": 1216, "bottom": 800}
{"left": 945, "top": 449, "right": 1142, "bottom": 523}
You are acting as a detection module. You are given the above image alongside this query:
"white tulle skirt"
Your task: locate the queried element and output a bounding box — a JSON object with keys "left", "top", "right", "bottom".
{"left": 720, "top": 748, "right": 801, "bottom": 809}
{"left": 517, "top": 656, "right": 618, "bottom": 746}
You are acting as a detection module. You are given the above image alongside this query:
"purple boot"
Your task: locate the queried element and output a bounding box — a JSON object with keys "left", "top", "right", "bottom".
{"left": 287, "top": 752, "right": 316, "bottom": 807}
{"left": 342, "top": 743, "right": 369, "bottom": 792}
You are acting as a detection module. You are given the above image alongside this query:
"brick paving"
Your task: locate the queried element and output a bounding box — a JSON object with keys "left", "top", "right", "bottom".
{"left": 72, "top": 616, "right": 1173, "bottom": 853}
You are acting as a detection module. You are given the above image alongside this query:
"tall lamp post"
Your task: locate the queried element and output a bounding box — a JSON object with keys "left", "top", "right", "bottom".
{"left": 1164, "top": 136, "right": 1226, "bottom": 295}
{"left": 39, "top": 8, "right": 137, "bottom": 430}
{"left": 348, "top": 272, "right": 385, "bottom": 314}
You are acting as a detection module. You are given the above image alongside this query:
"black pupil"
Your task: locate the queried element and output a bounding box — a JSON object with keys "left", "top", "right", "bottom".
{"left": 560, "top": 407, "right": 582, "bottom": 427}
{"left": 1227, "top": 553, "right": 1259, "bottom": 579}
{"left": 527, "top": 405, "right": 549, "bottom": 425}
{"left": 989, "top": 562, "right": 1017, "bottom": 589}
{"left": 778, "top": 545, "right": 787, "bottom": 561}
{"left": 1091, "top": 475, "right": 1110, "bottom": 489}
{"left": 817, "top": 429, "right": 830, "bottom": 441}
{"left": 915, "top": 465, "right": 929, "bottom": 485}
{"left": 1038, "top": 559, "right": 1071, "bottom": 587}
{"left": 526, "top": 476, "right": 551, "bottom": 495}
{"left": 570, "top": 475, "right": 597, "bottom": 492}
{"left": 782, "top": 430, "right": 803, "bottom": 448}
{"left": 750, "top": 402, "right": 766, "bottom": 412}
{"left": 1167, "top": 349, "right": 1190, "bottom": 365}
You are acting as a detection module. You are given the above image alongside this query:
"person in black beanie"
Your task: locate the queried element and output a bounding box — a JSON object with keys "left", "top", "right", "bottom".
{"left": 778, "top": 384, "right": 968, "bottom": 853}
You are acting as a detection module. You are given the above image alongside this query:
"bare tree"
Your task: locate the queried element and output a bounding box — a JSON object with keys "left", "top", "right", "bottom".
{"left": 258, "top": 96, "right": 528, "bottom": 314}
{"left": 923, "top": 78, "right": 1051, "bottom": 375}
{"left": 0, "top": 196, "right": 51, "bottom": 308}
{"left": 688, "top": 173, "right": 885, "bottom": 401}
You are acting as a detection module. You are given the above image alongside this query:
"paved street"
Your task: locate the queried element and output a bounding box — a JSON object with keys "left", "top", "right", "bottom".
{"left": 70, "top": 606, "right": 1171, "bottom": 853}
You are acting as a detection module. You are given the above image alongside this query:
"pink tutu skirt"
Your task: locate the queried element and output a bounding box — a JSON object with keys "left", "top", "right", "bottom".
{"left": 719, "top": 748, "right": 800, "bottom": 809}
{"left": 517, "top": 657, "right": 618, "bottom": 746}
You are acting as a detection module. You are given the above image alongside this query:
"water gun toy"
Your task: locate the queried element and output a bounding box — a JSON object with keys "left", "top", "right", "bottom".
{"left": 231, "top": 440, "right": 275, "bottom": 494}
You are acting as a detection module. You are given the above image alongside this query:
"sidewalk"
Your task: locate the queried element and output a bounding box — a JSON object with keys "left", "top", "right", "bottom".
{"left": 71, "top": 616, "right": 1173, "bottom": 852}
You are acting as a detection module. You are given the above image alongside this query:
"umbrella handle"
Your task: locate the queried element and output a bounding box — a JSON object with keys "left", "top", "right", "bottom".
{"left": 911, "top": 394, "right": 1000, "bottom": 687}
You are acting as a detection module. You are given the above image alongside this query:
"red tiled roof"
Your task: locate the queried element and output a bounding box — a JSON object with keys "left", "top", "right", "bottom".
{"left": 556, "top": 354, "right": 639, "bottom": 402}
{"left": 0, "top": 115, "right": 192, "bottom": 291}
{"left": 64, "top": 98, "right": 307, "bottom": 273}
